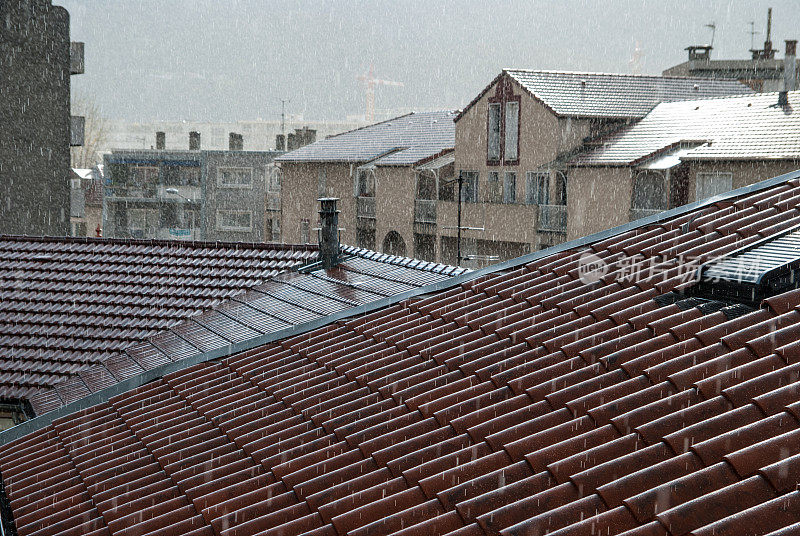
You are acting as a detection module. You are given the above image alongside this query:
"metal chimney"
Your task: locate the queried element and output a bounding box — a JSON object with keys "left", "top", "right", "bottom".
{"left": 779, "top": 40, "right": 797, "bottom": 106}
{"left": 156, "top": 131, "right": 165, "bottom": 150}
{"left": 785, "top": 40, "right": 797, "bottom": 91}
{"left": 318, "top": 198, "right": 340, "bottom": 268}
{"left": 189, "top": 131, "right": 201, "bottom": 150}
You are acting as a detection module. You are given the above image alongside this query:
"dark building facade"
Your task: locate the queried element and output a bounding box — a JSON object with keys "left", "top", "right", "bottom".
{"left": 103, "top": 132, "right": 283, "bottom": 243}
{"left": 0, "top": 0, "right": 83, "bottom": 236}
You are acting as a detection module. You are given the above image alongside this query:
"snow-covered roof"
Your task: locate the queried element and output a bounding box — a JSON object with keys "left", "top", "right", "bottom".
{"left": 275, "top": 111, "right": 456, "bottom": 166}
{"left": 571, "top": 91, "right": 800, "bottom": 166}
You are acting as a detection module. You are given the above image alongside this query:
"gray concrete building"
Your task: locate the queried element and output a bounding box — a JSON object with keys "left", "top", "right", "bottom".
{"left": 103, "top": 133, "right": 283, "bottom": 243}
{"left": 0, "top": 0, "right": 83, "bottom": 236}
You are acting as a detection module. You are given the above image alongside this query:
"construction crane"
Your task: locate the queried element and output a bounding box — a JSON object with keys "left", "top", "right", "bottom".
{"left": 357, "top": 64, "right": 403, "bottom": 123}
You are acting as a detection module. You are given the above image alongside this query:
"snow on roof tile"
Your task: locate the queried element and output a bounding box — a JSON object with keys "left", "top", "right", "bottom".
{"left": 275, "top": 111, "right": 456, "bottom": 165}
{"left": 572, "top": 91, "right": 800, "bottom": 165}
{"left": 5, "top": 172, "right": 800, "bottom": 536}
{"left": 505, "top": 69, "right": 754, "bottom": 118}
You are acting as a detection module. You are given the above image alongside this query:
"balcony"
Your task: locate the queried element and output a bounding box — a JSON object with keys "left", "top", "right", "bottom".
{"left": 155, "top": 227, "right": 202, "bottom": 241}
{"left": 356, "top": 196, "right": 375, "bottom": 219}
{"left": 70, "top": 42, "right": 84, "bottom": 75}
{"left": 630, "top": 207, "right": 664, "bottom": 221}
{"left": 538, "top": 204, "right": 567, "bottom": 233}
{"left": 414, "top": 199, "right": 437, "bottom": 224}
{"left": 70, "top": 116, "right": 85, "bottom": 146}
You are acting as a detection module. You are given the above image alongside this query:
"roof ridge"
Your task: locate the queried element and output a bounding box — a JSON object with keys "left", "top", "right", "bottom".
{"left": 0, "top": 234, "right": 319, "bottom": 253}
{"left": 5, "top": 168, "right": 800, "bottom": 444}
{"left": 503, "top": 68, "right": 762, "bottom": 82}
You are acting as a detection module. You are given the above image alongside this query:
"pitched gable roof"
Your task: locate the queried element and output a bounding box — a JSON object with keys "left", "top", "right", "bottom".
{"left": 275, "top": 111, "right": 456, "bottom": 165}
{"left": 571, "top": 91, "right": 800, "bottom": 166}
{"left": 23, "top": 245, "right": 468, "bottom": 415}
{"left": 457, "top": 69, "right": 753, "bottom": 122}
{"left": 0, "top": 236, "right": 316, "bottom": 401}
{"left": 4, "top": 171, "right": 800, "bottom": 536}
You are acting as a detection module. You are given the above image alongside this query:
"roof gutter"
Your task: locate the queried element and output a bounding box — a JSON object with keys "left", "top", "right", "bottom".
{"left": 3, "top": 168, "right": 800, "bottom": 446}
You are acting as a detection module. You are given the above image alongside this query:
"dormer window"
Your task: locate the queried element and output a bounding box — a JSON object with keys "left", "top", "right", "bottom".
{"left": 487, "top": 77, "right": 521, "bottom": 165}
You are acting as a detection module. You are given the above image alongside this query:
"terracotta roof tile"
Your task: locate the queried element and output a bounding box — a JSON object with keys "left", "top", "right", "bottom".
{"left": 8, "top": 173, "right": 800, "bottom": 536}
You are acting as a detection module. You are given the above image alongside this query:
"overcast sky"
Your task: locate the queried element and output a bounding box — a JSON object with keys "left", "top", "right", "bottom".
{"left": 58, "top": 0, "right": 800, "bottom": 123}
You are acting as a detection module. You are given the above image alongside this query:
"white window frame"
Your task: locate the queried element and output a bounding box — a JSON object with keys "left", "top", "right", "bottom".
{"left": 696, "top": 171, "right": 733, "bottom": 201}
{"left": 217, "top": 166, "right": 254, "bottom": 189}
{"left": 216, "top": 209, "right": 253, "bottom": 232}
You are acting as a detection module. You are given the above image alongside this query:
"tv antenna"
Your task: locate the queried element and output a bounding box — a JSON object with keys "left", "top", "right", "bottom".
{"left": 704, "top": 22, "right": 717, "bottom": 48}
{"left": 748, "top": 21, "right": 760, "bottom": 50}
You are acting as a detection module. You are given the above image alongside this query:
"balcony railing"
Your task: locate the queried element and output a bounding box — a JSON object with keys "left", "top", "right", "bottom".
{"left": 357, "top": 196, "right": 376, "bottom": 219}
{"left": 266, "top": 195, "right": 281, "bottom": 211}
{"left": 630, "top": 207, "right": 664, "bottom": 221}
{"left": 414, "top": 199, "right": 437, "bottom": 224}
{"left": 538, "top": 204, "right": 567, "bottom": 233}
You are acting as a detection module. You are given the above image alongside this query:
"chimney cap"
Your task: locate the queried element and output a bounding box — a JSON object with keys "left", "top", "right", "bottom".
{"left": 786, "top": 40, "right": 797, "bottom": 56}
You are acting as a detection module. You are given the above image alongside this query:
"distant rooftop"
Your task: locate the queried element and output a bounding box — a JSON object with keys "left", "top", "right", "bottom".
{"left": 571, "top": 90, "right": 800, "bottom": 166}
{"left": 275, "top": 111, "right": 456, "bottom": 166}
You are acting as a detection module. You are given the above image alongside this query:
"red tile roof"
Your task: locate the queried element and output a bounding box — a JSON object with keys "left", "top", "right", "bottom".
{"left": 4, "top": 171, "right": 800, "bottom": 536}
{"left": 21, "top": 245, "right": 467, "bottom": 415}
{"left": 0, "top": 236, "right": 316, "bottom": 401}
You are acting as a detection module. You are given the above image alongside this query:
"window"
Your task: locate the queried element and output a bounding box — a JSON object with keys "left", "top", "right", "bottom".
{"left": 632, "top": 171, "right": 667, "bottom": 210}
{"left": 184, "top": 209, "right": 199, "bottom": 229}
{"left": 356, "top": 169, "right": 375, "bottom": 197}
{"left": 554, "top": 171, "right": 568, "bottom": 206}
{"left": 487, "top": 103, "right": 501, "bottom": 161}
{"left": 217, "top": 210, "right": 252, "bottom": 231}
{"left": 503, "top": 172, "right": 516, "bottom": 204}
{"left": 70, "top": 221, "right": 87, "bottom": 237}
{"left": 356, "top": 227, "right": 376, "bottom": 250}
{"left": 526, "top": 172, "right": 550, "bottom": 205}
{"left": 266, "top": 216, "right": 281, "bottom": 242}
{"left": 459, "top": 171, "right": 479, "bottom": 203}
{"left": 300, "top": 219, "right": 310, "bottom": 244}
{"left": 217, "top": 167, "right": 253, "bottom": 188}
{"left": 130, "top": 165, "right": 158, "bottom": 187}
{"left": 268, "top": 166, "right": 281, "bottom": 192}
{"left": 505, "top": 102, "right": 519, "bottom": 161}
{"left": 487, "top": 172, "right": 502, "bottom": 203}
{"left": 696, "top": 172, "right": 733, "bottom": 201}
{"left": 160, "top": 203, "right": 178, "bottom": 227}
{"left": 439, "top": 177, "right": 456, "bottom": 201}
{"left": 127, "top": 208, "right": 147, "bottom": 238}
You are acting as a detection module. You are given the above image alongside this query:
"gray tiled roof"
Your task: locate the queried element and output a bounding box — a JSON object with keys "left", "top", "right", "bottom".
{"left": 275, "top": 111, "right": 456, "bottom": 165}
{"left": 505, "top": 69, "right": 753, "bottom": 118}
{"left": 571, "top": 90, "right": 800, "bottom": 166}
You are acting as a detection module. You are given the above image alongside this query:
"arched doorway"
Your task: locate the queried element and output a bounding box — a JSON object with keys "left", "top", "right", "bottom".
{"left": 383, "top": 231, "right": 406, "bottom": 257}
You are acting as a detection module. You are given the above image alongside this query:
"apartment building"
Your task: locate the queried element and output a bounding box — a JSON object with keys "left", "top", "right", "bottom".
{"left": 0, "top": 0, "right": 84, "bottom": 235}
{"left": 450, "top": 69, "right": 753, "bottom": 266}
{"left": 70, "top": 165, "right": 104, "bottom": 237}
{"left": 568, "top": 88, "right": 800, "bottom": 238}
{"left": 276, "top": 111, "right": 457, "bottom": 259}
{"left": 103, "top": 133, "right": 282, "bottom": 243}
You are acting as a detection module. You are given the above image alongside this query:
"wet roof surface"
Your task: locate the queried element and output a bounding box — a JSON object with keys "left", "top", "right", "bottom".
{"left": 571, "top": 90, "right": 800, "bottom": 166}
{"left": 0, "top": 236, "right": 316, "bottom": 402}
{"left": 4, "top": 172, "right": 800, "bottom": 536}
{"left": 274, "top": 111, "right": 456, "bottom": 165}
{"left": 504, "top": 69, "right": 753, "bottom": 119}
{"left": 24, "top": 245, "right": 467, "bottom": 415}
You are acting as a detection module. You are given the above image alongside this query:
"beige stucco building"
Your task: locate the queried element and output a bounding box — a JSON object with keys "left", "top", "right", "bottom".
{"left": 276, "top": 72, "right": 752, "bottom": 267}
{"left": 276, "top": 112, "right": 457, "bottom": 260}
{"left": 449, "top": 69, "right": 752, "bottom": 266}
